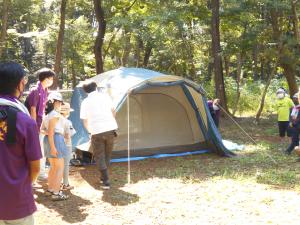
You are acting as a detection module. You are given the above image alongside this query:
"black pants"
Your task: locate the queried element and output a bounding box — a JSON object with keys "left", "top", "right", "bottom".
{"left": 90, "top": 131, "right": 115, "bottom": 171}
{"left": 286, "top": 127, "right": 300, "bottom": 154}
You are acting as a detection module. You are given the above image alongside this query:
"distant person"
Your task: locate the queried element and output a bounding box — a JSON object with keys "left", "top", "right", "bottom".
{"left": 274, "top": 88, "right": 294, "bottom": 143}
{"left": 42, "top": 92, "right": 69, "bottom": 201}
{"left": 80, "top": 81, "right": 118, "bottom": 190}
{"left": 25, "top": 68, "right": 56, "bottom": 180}
{"left": 285, "top": 92, "right": 300, "bottom": 155}
{"left": 207, "top": 98, "right": 221, "bottom": 127}
{"left": 60, "top": 102, "right": 76, "bottom": 190}
{"left": 0, "top": 62, "right": 42, "bottom": 224}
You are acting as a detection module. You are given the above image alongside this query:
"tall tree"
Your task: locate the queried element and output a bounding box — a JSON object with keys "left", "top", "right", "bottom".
{"left": 270, "top": 7, "right": 298, "bottom": 96}
{"left": 53, "top": 0, "right": 68, "bottom": 88}
{"left": 291, "top": 0, "right": 300, "bottom": 41}
{"left": 93, "top": 0, "right": 106, "bottom": 74}
{"left": 211, "top": 0, "right": 228, "bottom": 111}
{"left": 0, "top": 0, "right": 10, "bottom": 59}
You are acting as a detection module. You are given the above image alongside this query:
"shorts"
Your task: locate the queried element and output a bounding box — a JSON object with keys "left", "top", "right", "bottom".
{"left": 0, "top": 214, "right": 34, "bottom": 225}
{"left": 278, "top": 121, "right": 289, "bottom": 137}
{"left": 44, "top": 133, "right": 68, "bottom": 158}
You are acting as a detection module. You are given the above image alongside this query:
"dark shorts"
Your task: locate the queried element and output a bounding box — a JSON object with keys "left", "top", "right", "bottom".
{"left": 278, "top": 121, "right": 289, "bottom": 137}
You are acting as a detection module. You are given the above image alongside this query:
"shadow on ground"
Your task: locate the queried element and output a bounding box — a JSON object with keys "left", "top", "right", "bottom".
{"left": 34, "top": 186, "right": 92, "bottom": 224}
{"left": 79, "top": 166, "right": 139, "bottom": 206}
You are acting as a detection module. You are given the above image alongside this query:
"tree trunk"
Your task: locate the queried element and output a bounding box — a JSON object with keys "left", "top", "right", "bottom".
{"left": 211, "top": 0, "right": 228, "bottom": 111}
{"left": 252, "top": 45, "right": 259, "bottom": 80}
{"left": 143, "top": 41, "right": 152, "bottom": 67}
{"left": 71, "top": 61, "right": 76, "bottom": 88}
{"left": 93, "top": 0, "right": 106, "bottom": 74}
{"left": 121, "top": 30, "right": 131, "bottom": 66}
{"left": 256, "top": 63, "right": 277, "bottom": 123}
{"left": 0, "top": 0, "right": 10, "bottom": 59}
{"left": 232, "top": 53, "right": 243, "bottom": 116}
{"left": 281, "top": 63, "right": 298, "bottom": 96}
{"left": 53, "top": 0, "right": 67, "bottom": 89}
{"left": 270, "top": 8, "right": 298, "bottom": 96}
{"left": 134, "top": 36, "right": 143, "bottom": 67}
{"left": 260, "top": 60, "right": 264, "bottom": 80}
{"left": 292, "top": 0, "right": 300, "bottom": 42}
{"left": 224, "top": 55, "right": 230, "bottom": 77}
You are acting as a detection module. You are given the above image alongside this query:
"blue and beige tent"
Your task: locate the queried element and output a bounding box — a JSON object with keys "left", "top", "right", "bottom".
{"left": 70, "top": 67, "right": 234, "bottom": 160}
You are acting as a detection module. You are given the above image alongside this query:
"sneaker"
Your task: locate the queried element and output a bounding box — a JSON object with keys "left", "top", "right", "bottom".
{"left": 45, "top": 189, "right": 54, "bottom": 196}
{"left": 61, "top": 184, "right": 74, "bottom": 190}
{"left": 32, "top": 183, "right": 43, "bottom": 190}
{"left": 38, "top": 174, "right": 48, "bottom": 181}
{"left": 101, "top": 181, "right": 111, "bottom": 190}
{"left": 51, "top": 191, "right": 69, "bottom": 201}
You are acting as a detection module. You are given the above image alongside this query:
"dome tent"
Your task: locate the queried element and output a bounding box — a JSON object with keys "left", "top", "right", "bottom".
{"left": 70, "top": 67, "right": 234, "bottom": 159}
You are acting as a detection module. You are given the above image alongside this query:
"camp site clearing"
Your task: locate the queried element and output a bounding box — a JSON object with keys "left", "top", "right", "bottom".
{"left": 34, "top": 116, "right": 300, "bottom": 225}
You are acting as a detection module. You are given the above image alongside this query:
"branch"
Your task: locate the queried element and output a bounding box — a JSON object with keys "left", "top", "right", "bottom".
{"left": 103, "top": 0, "right": 138, "bottom": 58}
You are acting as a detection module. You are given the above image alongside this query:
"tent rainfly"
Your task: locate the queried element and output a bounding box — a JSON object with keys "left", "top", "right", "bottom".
{"left": 70, "top": 67, "right": 234, "bottom": 158}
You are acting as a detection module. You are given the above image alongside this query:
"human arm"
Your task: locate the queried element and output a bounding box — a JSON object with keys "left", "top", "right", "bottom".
{"left": 30, "top": 106, "right": 37, "bottom": 121}
{"left": 111, "top": 108, "right": 116, "bottom": 118}
{"left": 48, "top": 117, "right": 59, "bottom": 156}
{"left": 29, "top": 160, "right": 40, "bottom": 183}
{"left": 24, "top": 118, "right": 43, "bottom": 182}
{"left": 80, "top": 100, "right": 90, "bottom": 134}
{"left": 289, "top": 98, "right": 295, "bottom": 108}
{"left": 27, "top": 89, "right": 39, "bottom": 121}
{"left": 40, "top": 120, "right": 48, "bottom": 135}
{"left": 82, "top": 119, "right": 90, "bottom": 134}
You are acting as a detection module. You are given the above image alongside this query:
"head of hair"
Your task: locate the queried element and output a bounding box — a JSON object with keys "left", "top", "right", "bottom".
{"left": 45, "top": 100, "right": 54, "bottom": 115}
{"left": 0, "top": 62, "right": 26, "bottom": 95}
{"left": 36, "top": 68, "right": 56, "bottom": 82}
{"left": 45, "top": 99, "right": 61, "bottom": 115}
{"left": 82, "top": 82, "right": 97, "bottom": 93}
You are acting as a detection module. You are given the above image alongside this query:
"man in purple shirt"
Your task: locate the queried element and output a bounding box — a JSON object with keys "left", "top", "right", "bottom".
{"left": 25, "top": 68, "right": 55, "bottom": 130}
{"left": 24, "top": 68, "right": 55, "bottom": 181}
{"left": 0, "top": 62, "right": 42, "bottom": 225}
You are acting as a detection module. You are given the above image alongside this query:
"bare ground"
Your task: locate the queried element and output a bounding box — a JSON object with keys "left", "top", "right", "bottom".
{"left": 33, "top": 115, "right": 300, "bottom": 225}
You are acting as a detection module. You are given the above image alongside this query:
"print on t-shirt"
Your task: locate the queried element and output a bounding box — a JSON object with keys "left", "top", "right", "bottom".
{"left": 0, "top": 120, "right": 7, "bottom": 141}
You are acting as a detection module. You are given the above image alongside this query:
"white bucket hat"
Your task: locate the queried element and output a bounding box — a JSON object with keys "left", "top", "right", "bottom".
{"left": 48, "top": 91, "right": 64, "bottom": 102}
{"left": 276, "top": 88, "right": 285, "bottom": 94}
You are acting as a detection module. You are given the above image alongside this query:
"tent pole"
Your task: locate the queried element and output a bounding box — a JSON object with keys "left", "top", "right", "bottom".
{"left": 127, "top": 93, "right": 131, "bottom": 184}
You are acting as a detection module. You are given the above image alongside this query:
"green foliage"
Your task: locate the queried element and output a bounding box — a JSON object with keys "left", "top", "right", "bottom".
{"left": 0, "top": 0, "right": 300, "bottom": 111}
{"left": 202, "top": 76, "right": 294, "bottom": 116}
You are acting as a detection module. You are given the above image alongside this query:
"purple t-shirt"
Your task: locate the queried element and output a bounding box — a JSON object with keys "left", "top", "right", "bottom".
{"left": 0, "top": 95, "right": 42, "bottom": 220}
{"left": 26, "top": 82, "right": 48, "bottom": 129}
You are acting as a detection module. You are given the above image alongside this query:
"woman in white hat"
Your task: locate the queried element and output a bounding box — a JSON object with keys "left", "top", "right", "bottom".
{"left": 41, "top": 92, "right": 69, "bottom": 201}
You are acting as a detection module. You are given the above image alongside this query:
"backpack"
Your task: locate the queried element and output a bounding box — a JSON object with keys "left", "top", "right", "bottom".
{"left": 0, "top": 106, "right": 20, "bottom": 145}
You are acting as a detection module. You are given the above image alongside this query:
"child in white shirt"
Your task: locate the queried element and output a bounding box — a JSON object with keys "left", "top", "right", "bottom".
{"left": 60, "top": 103, "right": 76, "bottom": 190}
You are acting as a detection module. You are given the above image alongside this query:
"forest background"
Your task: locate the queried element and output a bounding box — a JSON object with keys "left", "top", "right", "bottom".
{"left": 1, "top": 0, "right": 300, "bottom": 118}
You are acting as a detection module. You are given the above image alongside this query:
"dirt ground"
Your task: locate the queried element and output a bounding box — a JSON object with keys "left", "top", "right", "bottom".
{"left": 34, "top": 157, "right": 300, "bottom": 225}
{"left": 33, "top": 116, "right": 300, "bottom": 225}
